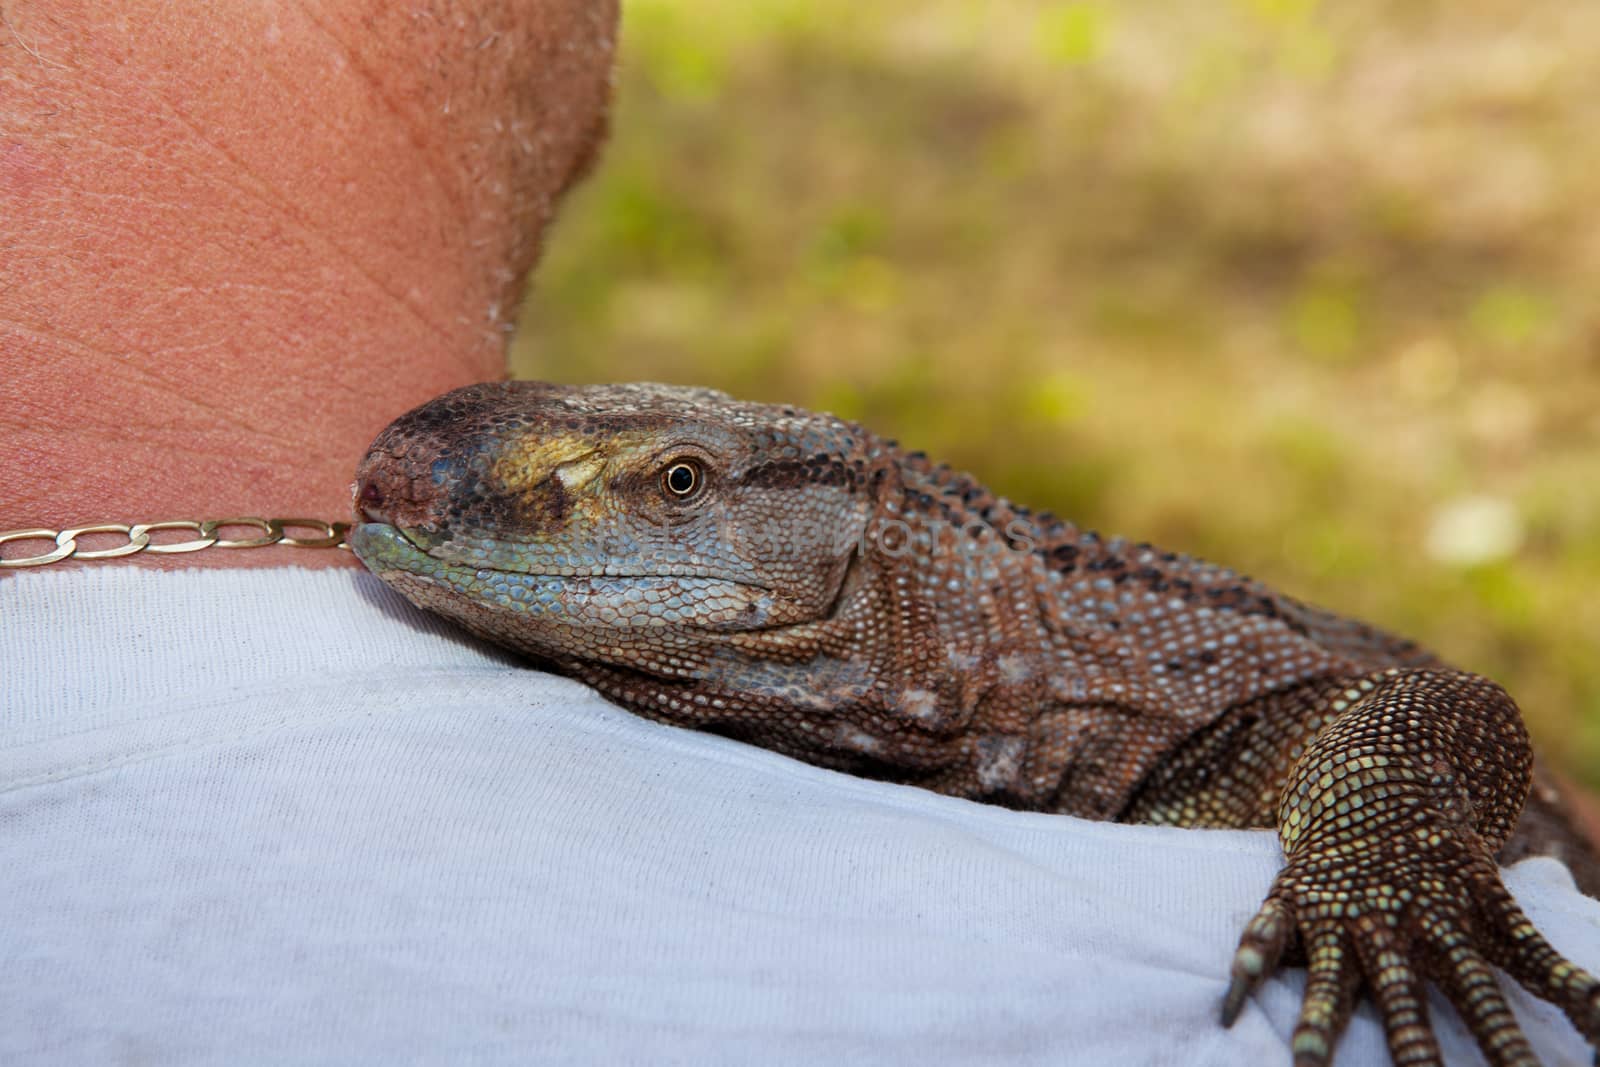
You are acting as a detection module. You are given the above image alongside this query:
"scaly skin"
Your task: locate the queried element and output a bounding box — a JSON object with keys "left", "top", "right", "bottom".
{"left": 349, "top": 381, "right": 1600, "bottom": 1066}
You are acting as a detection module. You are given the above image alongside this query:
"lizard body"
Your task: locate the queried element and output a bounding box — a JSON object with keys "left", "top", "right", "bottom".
{"left": 349, "top": 380, "right": 1600, "bottom": 1066}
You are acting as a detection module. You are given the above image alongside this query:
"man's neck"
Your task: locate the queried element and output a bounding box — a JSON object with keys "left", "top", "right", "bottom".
{"left": 0, "top": 0, "right": 616, "bottom": 568}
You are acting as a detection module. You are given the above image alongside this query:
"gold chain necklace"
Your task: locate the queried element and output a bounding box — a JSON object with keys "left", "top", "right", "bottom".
{"left": 0, "top": 518, "right": 350, "bottom": 568}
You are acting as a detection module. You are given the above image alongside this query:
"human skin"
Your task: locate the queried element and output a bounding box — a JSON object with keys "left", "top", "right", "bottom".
{"left": 0, "top": 0, "right": 618, "bottom": 568}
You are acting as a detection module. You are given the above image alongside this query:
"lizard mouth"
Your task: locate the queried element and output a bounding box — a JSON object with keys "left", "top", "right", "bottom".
{"left": 347, "top": 521, "right": 790, "bottom": 631}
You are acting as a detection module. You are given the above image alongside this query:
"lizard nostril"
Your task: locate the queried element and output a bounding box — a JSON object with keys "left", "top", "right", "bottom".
{"left": 357, "top": 479, "right": 389, "bottom": 523}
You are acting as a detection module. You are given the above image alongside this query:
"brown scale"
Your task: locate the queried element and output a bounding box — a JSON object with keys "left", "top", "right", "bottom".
{"left": 353, "top": 381, "right": 1600, "bottom": 1067}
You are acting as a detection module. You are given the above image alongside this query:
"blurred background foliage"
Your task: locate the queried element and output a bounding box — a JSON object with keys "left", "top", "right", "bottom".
{"left": 511, "top": 0, "right": 1600, "bottom": 786}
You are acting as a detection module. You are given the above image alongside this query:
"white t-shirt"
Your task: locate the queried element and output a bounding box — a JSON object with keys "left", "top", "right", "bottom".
{"left": 4, "top": 566, "right": 1597, "bottom": 1065}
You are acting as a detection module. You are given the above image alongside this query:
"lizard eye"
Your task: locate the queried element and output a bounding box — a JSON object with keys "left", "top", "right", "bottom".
{"left": 661, "top": 459, "right": 703, "bottom": 499}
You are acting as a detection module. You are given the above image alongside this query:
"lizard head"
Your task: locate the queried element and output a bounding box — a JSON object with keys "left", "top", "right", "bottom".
{"left": 348, "top": 381, "right": 881, "bottom": 671}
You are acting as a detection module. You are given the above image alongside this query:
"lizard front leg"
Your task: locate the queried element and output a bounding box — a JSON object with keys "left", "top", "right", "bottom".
{"left": 1220, "top": 668, "right": 1600, "bottom": 1065}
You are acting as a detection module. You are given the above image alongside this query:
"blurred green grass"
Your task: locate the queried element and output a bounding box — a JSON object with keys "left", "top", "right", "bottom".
{"left": 510, "top": 0, "right": 1600, "bottom": 785}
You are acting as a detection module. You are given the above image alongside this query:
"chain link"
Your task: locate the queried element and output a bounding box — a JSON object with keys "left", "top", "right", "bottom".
{"left": 0, "top": 517, "right": 351, "bottom": 568}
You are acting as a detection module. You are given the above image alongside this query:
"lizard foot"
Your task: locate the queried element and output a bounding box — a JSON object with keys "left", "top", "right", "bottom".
{"left": 1220, "top": 827, "right": 1600, "bottom": 1066}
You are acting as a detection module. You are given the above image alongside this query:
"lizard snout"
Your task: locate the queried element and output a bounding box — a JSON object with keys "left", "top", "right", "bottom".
{"left": 351, "top": 445, "right": 459, "bottom": 547}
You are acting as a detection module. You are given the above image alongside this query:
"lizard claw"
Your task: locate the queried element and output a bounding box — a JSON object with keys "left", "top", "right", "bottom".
{"left": 1218, "top": 669, "right": 1600, "bottom": 1064}
{"left": 1224, "top": 822, "right": 1599, "bottom": 1066}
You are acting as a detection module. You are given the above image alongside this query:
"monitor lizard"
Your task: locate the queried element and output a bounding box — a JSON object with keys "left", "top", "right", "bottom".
{"left": 348, "top": 380, "right": 1600, "bottom": 1066}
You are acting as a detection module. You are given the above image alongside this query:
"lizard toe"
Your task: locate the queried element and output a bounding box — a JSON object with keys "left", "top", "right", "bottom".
{"left": 1223, "top": 894, "right": 1294, "bottom": 1026}
{"left": 1289, "top": 926, "right": 1361, "bottom": 1067}
{"left": 1474, "top": 879, "right": 1600, "bottom": 1050}
{"left": 1349, "top": 913, "right": 1443, "bottom": 1067}
{"left": 1418, "top": 911, "right": 1536, "bottom": 1067}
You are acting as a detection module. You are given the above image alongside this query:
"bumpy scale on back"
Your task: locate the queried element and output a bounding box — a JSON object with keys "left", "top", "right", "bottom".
{"left": 349, "top": 381, "right": 1600, "bottom": 1067}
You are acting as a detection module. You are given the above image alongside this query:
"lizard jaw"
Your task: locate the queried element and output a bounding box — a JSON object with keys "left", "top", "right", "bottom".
{"left": 348, "top": 522, "right": 798, "bottom": 633}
